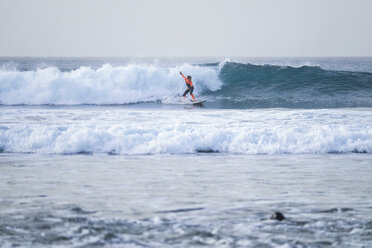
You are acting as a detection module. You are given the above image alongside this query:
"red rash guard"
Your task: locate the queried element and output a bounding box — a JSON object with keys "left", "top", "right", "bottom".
{"left": 181, "top": 74, "right": 193, "bottom": 87}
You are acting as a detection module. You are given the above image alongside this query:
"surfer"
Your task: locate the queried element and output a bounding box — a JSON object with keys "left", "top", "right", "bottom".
{"left": 179, "top": 72, "right": 196, "bottom": 102}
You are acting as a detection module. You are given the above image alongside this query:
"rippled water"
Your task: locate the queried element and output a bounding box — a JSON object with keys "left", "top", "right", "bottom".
{"left": 1, "top": 154, "right": 371, "bottom": 247}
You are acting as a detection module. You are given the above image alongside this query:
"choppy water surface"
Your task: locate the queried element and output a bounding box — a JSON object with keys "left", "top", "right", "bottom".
{"left": 1, "top": 154, "right": 371, "bottom": 248}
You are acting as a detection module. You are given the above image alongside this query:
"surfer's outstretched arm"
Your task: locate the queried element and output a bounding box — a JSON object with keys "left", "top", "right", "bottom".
{"left": 179, "top": 71, "right": 187, "bottom": 81}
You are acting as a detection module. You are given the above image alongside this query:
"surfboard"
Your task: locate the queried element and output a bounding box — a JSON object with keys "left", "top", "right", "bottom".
{"left": 165, "top": 98, "right": 206, "bottom": 105}
{"left": 192, "top": 100, "right": 206, "bottom": 105}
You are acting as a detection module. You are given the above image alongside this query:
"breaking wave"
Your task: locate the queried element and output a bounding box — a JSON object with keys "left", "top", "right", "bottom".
{"left": 0, "top": 64, "right": 222, "bottom": 105}
{"left": 0, "top": 60, "right": 371, "bottom": 108}
{"left": 0, "top": 109, "right": 370, "bottom": 155}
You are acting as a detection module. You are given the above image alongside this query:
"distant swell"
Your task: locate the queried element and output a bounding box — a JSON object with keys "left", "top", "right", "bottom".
{"left": 0, "top": 61, "right": 371, "bottom": 108}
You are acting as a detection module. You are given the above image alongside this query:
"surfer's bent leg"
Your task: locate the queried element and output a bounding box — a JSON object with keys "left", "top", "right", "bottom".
{"left": 183, "top": 88, "right": 190, "bottom": 97}
{"left": 189, "top": 86, "right": 194, "bottom": 95}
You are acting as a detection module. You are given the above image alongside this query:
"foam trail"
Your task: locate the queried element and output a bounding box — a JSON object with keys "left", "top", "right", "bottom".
{"left": 0, "top": 64, "right": 222, "bottom": 105}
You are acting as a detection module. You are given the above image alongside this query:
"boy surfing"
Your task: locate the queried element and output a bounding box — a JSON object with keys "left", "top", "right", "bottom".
{"left": 179, "top": 72, "right": 196, "bottom": 102}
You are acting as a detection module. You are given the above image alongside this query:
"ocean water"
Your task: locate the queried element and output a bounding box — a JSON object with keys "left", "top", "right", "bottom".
{"left": 0, "top": 57, "right": 372, "bottom": 247}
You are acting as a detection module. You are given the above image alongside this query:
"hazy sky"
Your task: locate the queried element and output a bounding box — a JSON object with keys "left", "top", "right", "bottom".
{"left": 1, "top": 0, "right": 371, "bottom": 57}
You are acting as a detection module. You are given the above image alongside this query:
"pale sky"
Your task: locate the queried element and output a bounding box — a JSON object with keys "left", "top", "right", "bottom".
{"left": 0, "top": 0, "right": 371, "bottom": 57}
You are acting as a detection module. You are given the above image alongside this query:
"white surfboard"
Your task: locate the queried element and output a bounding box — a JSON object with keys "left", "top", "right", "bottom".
{"left": 192, "top": 100, "right": 206, "bottom": 105}
{"left": 161, "top": 97, "right": 206, "bottom": 105}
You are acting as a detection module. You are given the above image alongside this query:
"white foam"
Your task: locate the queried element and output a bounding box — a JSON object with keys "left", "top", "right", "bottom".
{"left": 0, "top": 64, "right": 222, "bottom": 105}
{"left": 0, "top": 108, "right": 371, "bottom": 155}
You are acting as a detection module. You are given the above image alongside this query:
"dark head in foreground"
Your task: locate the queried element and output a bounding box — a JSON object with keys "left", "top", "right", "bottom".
{"left": 270, "top": 212, "right": 285, "bottom": 221}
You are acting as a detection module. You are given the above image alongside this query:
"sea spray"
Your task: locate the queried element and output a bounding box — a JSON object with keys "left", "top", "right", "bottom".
{"left": 0, "top": 64, "right": 222, "bottom": 105}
